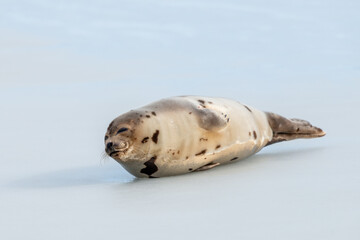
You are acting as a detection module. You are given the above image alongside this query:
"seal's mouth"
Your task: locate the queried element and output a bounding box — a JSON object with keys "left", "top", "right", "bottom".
{"left": 105, "top": 140, "right": 130, "bottom": 158}
{"left": 109, "top": 151, "right": 120, "bottom": 157}
{"left": 108, "top": 147, "right": 128, "bottom": 158}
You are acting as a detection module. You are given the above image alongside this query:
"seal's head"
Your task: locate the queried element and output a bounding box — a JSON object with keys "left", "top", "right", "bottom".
{"left": 104, "top": 111, "right": 143, "bottom": 162}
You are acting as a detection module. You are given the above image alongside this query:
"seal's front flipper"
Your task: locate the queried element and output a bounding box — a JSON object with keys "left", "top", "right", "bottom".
{"left": 196, "top": 108, "right": 228, "bottom": 132}
{"left": 265, "top": 112, "right": 326, "bottom": 146}
{"left": 195, "top": 162, "right": 220, "bottom": 172}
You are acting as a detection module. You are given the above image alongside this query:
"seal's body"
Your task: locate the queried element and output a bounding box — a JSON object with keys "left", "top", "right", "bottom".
{"left": 104, "top": 96, "right": 325, "bottom": 178}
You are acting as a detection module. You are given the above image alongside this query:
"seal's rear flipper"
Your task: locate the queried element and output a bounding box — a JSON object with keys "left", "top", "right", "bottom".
{"left": 265, "top": 112, "right": 326, "bottom": 146}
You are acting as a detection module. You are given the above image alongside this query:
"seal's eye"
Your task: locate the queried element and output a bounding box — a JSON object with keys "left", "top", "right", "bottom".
{"left": 104, "top": 136, "right": 109, "bottom": 141}
{"left": 116, "top": 127, "right": 129, "bottom": 135}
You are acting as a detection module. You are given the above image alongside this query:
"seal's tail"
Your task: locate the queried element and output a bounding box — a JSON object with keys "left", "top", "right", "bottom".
{"left": 265, "top": 112, "right": 326, "bottom": 146}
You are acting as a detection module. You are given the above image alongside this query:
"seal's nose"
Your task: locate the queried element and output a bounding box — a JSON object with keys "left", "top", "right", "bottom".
{"left": 106, "top": 142, "right": 113, "bottom": 150}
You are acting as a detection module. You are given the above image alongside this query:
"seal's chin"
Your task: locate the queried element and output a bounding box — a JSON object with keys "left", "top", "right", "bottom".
{"left": 109, "top": 150, "right": 121, "bottom": 157}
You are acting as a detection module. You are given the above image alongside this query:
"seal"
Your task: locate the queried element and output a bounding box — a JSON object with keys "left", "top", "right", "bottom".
{"left": 104, "top": 96, "right": 325, "bottom": 178}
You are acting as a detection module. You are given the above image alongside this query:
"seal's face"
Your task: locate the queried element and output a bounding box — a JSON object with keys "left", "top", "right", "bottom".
{"left": 104, "top": 111, "right": 142, "bottom": 161}
{"left": 104, "top": 125, "right": 132, "bottom": 159}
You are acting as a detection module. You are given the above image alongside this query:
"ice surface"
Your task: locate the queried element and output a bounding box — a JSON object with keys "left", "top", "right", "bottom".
{"left": 1, "top": 0, "right": 359, "bottom": 239}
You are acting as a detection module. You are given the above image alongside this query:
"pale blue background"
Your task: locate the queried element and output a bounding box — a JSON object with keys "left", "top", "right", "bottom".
{"left": 1, "top": 0, "right": 359, "bottom": 239}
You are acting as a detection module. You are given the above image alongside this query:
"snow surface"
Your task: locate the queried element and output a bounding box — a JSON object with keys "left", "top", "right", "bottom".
{"left": 1, "top": 0, "right": 359, "bottom": 239}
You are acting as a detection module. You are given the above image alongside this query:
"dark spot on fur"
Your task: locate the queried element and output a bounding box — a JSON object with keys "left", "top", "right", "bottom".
{"left": 244, "top": 105, "right": 252, "bottom": 113}
{"left": 141, "top": 137, "right": 149, "bottom": 143}
{"left": 230, "top": 157, "right": 238, "bottom": 161}
{"left": 152, "top": 130, "right": 160, "bottom": 143}
{"left": 189, "top": 168, "right": 193, "bottom": 171}
{"left": 177, "top": 150, "right": 180, "bottom": 154}
{"left": 189, "top": 112, "right": 192, "bottom": 114}
{"left": 249, "top": 132, "right": 251, "bottom": 136}
{"left": 146, "top": 115, "right": 151, "bottom": 118}
{"left": 198, "top": 99, "right": 205, "bottom": 104}
{"left": 172, "top": 152, "right": 175, "bottom": 155}
{"left": 152, "top": 111, "right": 156, "bottom": 116}
{"left": 195, "top": 149, "right": 207, "bottom": 156}
{"left": 296, "top": 128, "right": 300, "bottom": 132}
{"left": 140, "top": 114, "right": 143, "bottom": 117}
{"left": 186, "top": 156, "right": 189, "bottom": 159}
{"left": 140, "top": 156, "right": 158, "bottom": 177}
{"left": 253, "top": 131, "right": 257, "bottom": 139}
{"left": 199, "top": 138, "right": 208, "bottom": 142}
{"left": 199, "top": 162, "right": 215, "bottom": 170}
{"left": 215, "top": 145, "right": 221, "bottom": 149}
{"left": 227, "top": 118, "right": 230, "bottom": 122}
{"left": 208, "top": 101, "right": 213, "bottom": 104}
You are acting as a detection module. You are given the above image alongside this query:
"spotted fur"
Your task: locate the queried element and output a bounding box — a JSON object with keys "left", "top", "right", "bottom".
{"left": 105, "top": 96, "right": 325, "bottom": 178}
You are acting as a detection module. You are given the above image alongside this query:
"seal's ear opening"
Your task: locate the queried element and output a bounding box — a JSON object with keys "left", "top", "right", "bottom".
{"left": 265, "top": 112, "right": 326, "bottom": 146}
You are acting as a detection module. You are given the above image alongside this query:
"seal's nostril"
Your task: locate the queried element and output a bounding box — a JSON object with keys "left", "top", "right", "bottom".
{"left": 106, "top": 142, "right": 113, "bottom": 149}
